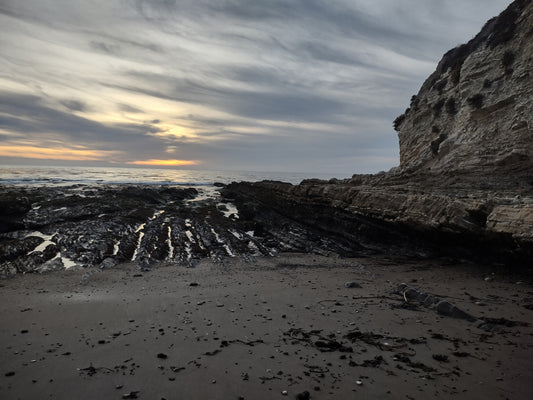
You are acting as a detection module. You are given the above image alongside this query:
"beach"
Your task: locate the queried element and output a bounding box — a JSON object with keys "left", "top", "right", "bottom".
{"left": 2, "top": 254, "right": 532, "bottom": 400}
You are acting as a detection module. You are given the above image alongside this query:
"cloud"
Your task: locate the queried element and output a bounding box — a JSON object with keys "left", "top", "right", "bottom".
{"left": 0, "top": 91, "right": 179, "bottom": 162}
{"left": 89, "top": 40, "right": 121, "bottom": 55}
{"left": 59, "top": 99, "right": 88, "bottom": 112}
{"left": 0, "top": 0, "right": 512, "bottom": 174}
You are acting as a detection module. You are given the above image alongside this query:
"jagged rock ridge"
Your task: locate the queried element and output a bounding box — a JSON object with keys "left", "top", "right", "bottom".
{"left": 0, "top": 185, "right": 364, "bottom": 278}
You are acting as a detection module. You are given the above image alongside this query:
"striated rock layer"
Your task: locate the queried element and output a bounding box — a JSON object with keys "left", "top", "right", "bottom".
{"left": 397, "top": 0, "right": 533, "bottom": 175}
{"left": 222, "top": 0, "right": 533, "bottom": 266}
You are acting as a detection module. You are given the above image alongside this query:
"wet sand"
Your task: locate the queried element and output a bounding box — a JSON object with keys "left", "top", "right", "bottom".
{"left": 1, "top": 254, "right": 532, "bottom": 399}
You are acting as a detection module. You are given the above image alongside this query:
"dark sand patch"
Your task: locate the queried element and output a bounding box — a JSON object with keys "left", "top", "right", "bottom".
{"left": 1, "top": 254, "right": 532, "bottom": 399}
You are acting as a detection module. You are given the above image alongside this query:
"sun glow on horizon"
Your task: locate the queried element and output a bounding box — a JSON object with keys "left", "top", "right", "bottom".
{"left": 0, "top": 145, "right": 120, "bottom": 161}
{"left": 127, "top": 159, "right": 199, "bottom": 166}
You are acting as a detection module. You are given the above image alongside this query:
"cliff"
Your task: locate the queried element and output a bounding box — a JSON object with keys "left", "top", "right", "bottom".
{"left": 396, "top": 0, "right": 533, "bottom": 175}
{"left": 222, "top": 0, "right": 533, "bottom": 265}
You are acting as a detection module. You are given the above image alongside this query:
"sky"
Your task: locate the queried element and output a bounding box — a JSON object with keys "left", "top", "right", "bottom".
{"left": 0, "top": 0, "right": 512, "bottom": 175}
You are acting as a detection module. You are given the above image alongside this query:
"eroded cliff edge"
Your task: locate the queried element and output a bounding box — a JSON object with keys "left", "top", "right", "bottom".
{"left": 222, "top": 0, "right": 533, "bottom": 265}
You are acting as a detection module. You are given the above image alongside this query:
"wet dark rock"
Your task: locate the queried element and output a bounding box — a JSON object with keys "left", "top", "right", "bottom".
{"left": 452, "top": 351, "right": 471, "bottom": 358}
{"left": 0, "top": 185, "right": 294, "bottom": 276}
{"left": 393, "top": 354, "right": 436, "bottom": 372}
{"left": 480, "top": 317, "right": 528, "bottom": 327}
{"left": 432, "top": 354, "right": 449, "bottom": 362}
{"left": 37, "top": 257, "right": 65, "bottom": 273}
{"left": 344, "top": 281, "right": 362, "bottom": 288}
{"left": 100, "top": 257, "right": 117, "bottom": 269}
{"left": 296, "top": 391, "right": 310, "bottom": 400}
{"left": 395, "top": 283, "right": 478, "bottom": 323}
{"left": 361, "top": 355, "right": 386, "bottom": 368}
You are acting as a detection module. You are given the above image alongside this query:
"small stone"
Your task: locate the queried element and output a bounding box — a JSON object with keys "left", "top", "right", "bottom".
{"left": 356, "top": 380, "right": 363, "bottom": 385}
{"left": 296, "top": 391, "right": 310, "bottom": 400}
{"left": 189, "top": 282, "right": 199, "bottom": 287}
{"left": 122, "top": 391, "right": 139, "bottom": 399}
{"left": 432, "top": 354, "right": 449, "bottom": 362}
{"left": 345, "top": 282, "right": 362, "bottom": 288}
{"left": 281, "top": 390, "right": 288, "bottom": 396}
{"left": 5, "top": 371, "right": 15, "bottom": 377}
{"left": 157, "top": 353, "right": 168, "bottom": 359}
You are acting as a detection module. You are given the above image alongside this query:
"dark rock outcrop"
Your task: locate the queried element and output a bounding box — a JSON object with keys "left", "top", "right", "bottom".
{"left": 0, "top": 184, "right": 364, "bottom": 278}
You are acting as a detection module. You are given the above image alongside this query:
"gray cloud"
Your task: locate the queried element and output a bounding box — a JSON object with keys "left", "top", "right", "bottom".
{"left": 117, "top": 103, "right": 144, "bottom": 113}
{"left": 0, "top": 0, "right": 512, "bottom": 174}
{"left": 89, "top": 40, "right": 121, "bottom": 55}
{"left": 0, "top": 92, "right": 167, "bottom": 154}
{"left": 59, "top": 99, "right": 88, "bottom": 112}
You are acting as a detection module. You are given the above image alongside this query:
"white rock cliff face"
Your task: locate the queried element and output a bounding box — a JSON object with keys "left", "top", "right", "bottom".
{"left": 397, "top": 0, "right": 533, "bottom": 175}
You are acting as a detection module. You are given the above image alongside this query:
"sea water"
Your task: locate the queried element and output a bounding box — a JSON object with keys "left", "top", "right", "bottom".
{"left": 0, "top": 165, "right": 346, "bottom": 187}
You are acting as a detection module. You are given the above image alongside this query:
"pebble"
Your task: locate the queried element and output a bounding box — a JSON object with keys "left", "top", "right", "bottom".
{"left": 296, "top": 391, "right": 310, "bottom": 400}
{"left": 345, "top": 281, "right": 362, "bottom": 288}
{"left": 356, "top": 380, "right": 363, "bottom": 385}
{"left": 281, "top": 390, "right": 288, "bottom": 396}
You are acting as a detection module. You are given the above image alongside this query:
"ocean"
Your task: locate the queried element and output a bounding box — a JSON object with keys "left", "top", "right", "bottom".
{"left": 0, "top": 165, "right": 346, "bottom": 187}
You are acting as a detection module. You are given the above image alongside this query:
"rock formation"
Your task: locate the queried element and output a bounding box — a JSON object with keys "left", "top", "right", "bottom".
{"left": 1, "top": 1, "right": 532, "bottom": 277}
{"left": 222, "top": 0, "right": 533, "bottom": 266}
{"left": 0, "top": 185, "right": 364, "bottom": 278}
{"left": 396, "top": 0, "right": 532, "bottom": 175}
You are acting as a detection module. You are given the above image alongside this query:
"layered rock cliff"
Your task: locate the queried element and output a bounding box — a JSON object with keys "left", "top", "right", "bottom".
{"left": 222, "top": 0, "right": 533, "bottom": 266}
{"left": 396, "top": 0, "right": 533, "bottom": 175}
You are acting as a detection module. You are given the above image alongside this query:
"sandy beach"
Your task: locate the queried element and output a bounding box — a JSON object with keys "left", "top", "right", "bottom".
{"left": 1, "top": 254, "right": 532, "bottom": 400}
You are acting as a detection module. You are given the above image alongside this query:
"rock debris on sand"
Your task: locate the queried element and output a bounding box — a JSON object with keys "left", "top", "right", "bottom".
{"left": 1, "top": 254, "right": 533, "bottom": 399}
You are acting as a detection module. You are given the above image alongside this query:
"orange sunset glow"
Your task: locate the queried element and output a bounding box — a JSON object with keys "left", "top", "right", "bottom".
{"left": 0, "top": 145, "right": 120, "bottom": 161}
{"left": 127, "top": 159, "right": 199, "bottom": 166}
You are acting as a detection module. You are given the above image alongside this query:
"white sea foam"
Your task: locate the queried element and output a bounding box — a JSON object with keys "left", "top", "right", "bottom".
{"left": 26, "top": 231, "right": 55, "bottom": 255}
{"left": 230, "top": 230, "right": 243, "bottom": 240}
{"left": 112, "top": 240, "right": 120, "bottom": 256}
{"left": 51, "top": 253, "right": 78, "bottom": 269}
{"left": 131, "top": 223, "right": 146, "bottom": 261}
{"left": 151, "top": 210, "right": 164, "bottom": 220}
{"left": 167, "top": 226, "right": 174, "bottom": 260}
{"left": 219, "top": 202, "right": 239, "bottom": 219}
{"left": 210, "top": 227, "right": 234, "bottom": 257}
